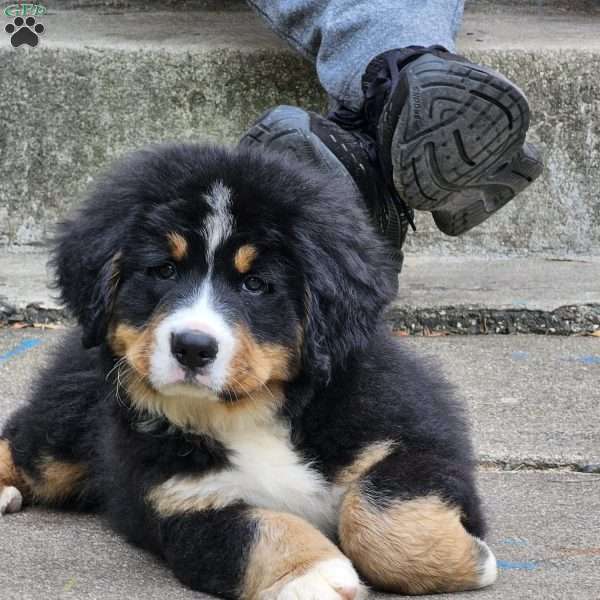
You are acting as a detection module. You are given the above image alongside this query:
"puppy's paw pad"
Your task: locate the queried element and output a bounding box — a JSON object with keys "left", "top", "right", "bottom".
{"left": 0, "top": 486, "right": 23, "bottom": 515}
{"left": 264, "top": 558, "right": 364, "bottom": 600}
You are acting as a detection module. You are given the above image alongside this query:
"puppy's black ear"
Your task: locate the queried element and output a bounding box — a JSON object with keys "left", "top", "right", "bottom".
{"left": 295, "top": 185, "right": 398, "bottom": 382}
{"left": 51, "top": 195, "right": 126, "bottom": 349}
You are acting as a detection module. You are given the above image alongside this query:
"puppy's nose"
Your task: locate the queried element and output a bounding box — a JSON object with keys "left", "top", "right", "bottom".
{"left": 170, "top": 331, "right": 219, "bottom": 370}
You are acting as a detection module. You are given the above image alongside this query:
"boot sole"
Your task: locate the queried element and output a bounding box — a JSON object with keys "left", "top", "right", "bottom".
{"left": 383, "top": 54, "right": 543, "bottom": 236}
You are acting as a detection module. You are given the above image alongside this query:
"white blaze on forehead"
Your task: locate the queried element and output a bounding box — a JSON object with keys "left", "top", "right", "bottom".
{"left": 203, "top": 181, "right": 234, "bottom": 265}
{"left": 147, "top": 182, "right": 236, "bottom": 394}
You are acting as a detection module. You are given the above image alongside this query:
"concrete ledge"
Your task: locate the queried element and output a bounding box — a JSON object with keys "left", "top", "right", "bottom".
{"left": 2, "top": 251, "right": 599, "bottom": 335}
{"left": 51, "top": 0, "right": 250, "bottom": 10}
{"left": 389, "top": 304, "right": 600, "bottom": 336}
{"left": 389, "top": 256, "right": 600, "bottom": 335}
{"left": 0, "top": 8, "right": 599, "bottom": 256}
{"left": 49, "top": 0, "right": 600, "bottom": 13}
{"left": 469, "top": 0, "right": 600, "bottom": 12}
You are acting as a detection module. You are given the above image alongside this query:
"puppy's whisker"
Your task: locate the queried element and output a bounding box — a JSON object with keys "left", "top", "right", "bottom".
{"left": 236, "top": 368, "right": 276, "bottom": 400}
{"left": 238, "top": 370, "right": 275, "bottom": 400}
{"left": 224, "top": 388, "right": 234, "bottom": 404}
{"left": 114, "top": 362, "right": 133, "bottom": 409}
{"left": 106, "top": 356, "right": 128, "bottom": 383}
{"left": 230, "top": 386, "right": 240, "bottom": 405}
{"left": 228, "top": 375, "right": 260, "bottom": 406}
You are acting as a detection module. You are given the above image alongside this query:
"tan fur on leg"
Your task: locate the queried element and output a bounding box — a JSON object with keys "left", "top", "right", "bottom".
{"left": 339, "top": 486, "right": 486, "bottom": 594}
{"left": 20, "top": 456, "right": 87, "bottom": 504}
{"left": 0, "top": 439, "right": 29, "bottom": 514}
{"left": 243, "top": 509, "right": 350, "bottom": 599}
{"left": 335, "top": 441, "right": 395, "bottom": 487}
{"left": 0, "top": 440, "right": 23, "bottom": 488}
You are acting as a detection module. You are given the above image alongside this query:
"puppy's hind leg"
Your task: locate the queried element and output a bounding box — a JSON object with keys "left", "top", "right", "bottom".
{"left": 338, "top": 449, "right": 497, "bottom": 595}
{"left": 1, "top": 402, "right": 91, "bottom": 513}
{"left": 0, "top": 439, "right": 27, "bottom": 515}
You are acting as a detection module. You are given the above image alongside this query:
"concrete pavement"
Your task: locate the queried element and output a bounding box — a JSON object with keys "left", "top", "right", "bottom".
{"left": 2, "top": 329, "right": 598, "bottom": 467}
{"left": 0, "top": 328, "right": 598, "bottom": 599}
{"left": 1, "top": 472, "right": 598, "bottom": 600}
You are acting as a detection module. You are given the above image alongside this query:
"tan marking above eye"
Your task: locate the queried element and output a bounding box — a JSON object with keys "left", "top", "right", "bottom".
{"left": 234, "top": 244, "right": 258, "bottom": 274}
{"left": 167, "top": 232, "right": 188, "bottom": 261}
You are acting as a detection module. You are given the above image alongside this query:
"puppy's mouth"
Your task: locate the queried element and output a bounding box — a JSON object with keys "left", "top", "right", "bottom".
{"left": 156, "top": 377, "right": 222, "bottom": 402}
{"left": 176, "top": 363, "right": 214, "bottom": 385}
{"left": 154, "top": 378, "right": 254, "bottom": 406}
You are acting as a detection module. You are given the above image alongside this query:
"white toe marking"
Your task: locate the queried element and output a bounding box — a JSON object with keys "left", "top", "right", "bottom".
{"left": 262, "top": 558, "right": 364, "bottom": 600}
{"left": 0, "top": 486, "right": 23, "bottom": 515}
{"left": 474, "top": 538, "right": 498, "bottom": 588}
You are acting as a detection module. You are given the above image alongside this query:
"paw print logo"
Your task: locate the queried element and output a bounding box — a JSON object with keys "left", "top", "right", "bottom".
{"left": 5, "top": 16, "right": 45, "bottom": 48}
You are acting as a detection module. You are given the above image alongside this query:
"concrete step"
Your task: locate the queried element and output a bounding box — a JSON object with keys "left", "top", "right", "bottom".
{"left": 50, "top": 0, "right": 249, "bottom": 10}
{"left": 1, "top": 328, "right": 599, "bottom": 598}
{"left": 468, "top": 0, "right": 600, "bottom": 13}
{"left": 0, "top": 252, "right": 600, "bottom": 336}
{"left": 1, "top": 6, "right": 599, "bottom": 256}
{"left": 47, "top": 0, "right": 600, "bottom": 13}
{"left": 1, "top": 251, "right": 599, "bottom": 335}
{"left": 391, "top": 255, "right": 600, "bottom": 336}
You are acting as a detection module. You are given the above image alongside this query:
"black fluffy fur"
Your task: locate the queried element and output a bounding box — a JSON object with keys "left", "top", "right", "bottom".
{"left": 3, "top": 144, "right": 485, "bottom": 599}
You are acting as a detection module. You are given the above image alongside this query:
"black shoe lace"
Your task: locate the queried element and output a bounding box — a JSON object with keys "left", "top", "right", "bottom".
{"left": 329, "top": 105, "right": 416, "bottom": 231}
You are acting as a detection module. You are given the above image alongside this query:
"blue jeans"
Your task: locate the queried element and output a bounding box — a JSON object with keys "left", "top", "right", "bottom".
{"left": 246, "top": 0, "right": 465, "bottom": 110}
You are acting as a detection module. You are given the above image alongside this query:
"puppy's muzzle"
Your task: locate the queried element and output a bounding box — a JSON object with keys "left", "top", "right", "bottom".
{"left": 170, "top": 330, "right": 219, "bottom": 371}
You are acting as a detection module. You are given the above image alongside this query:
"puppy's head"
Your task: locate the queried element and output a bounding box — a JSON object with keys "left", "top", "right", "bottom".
{"left": 53, "top": 144, "right": 396, "bottom": 402}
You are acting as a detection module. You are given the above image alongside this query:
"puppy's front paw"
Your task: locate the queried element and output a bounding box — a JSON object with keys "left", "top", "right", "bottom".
{"left": 261, "top": 558, "right": 364, "bottom": 600}
{"left": 0, "top": 486, "right": 23, "bottom": 515}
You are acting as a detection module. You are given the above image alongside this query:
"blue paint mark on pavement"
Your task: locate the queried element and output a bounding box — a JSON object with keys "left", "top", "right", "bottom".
{"left": 497, "top": 560, "right": 538, "bottom": 571}
{"left": 511, "top": 351, "right": 529, "bottom": 361}
{"left": 499, "top": 538, "right": 529, "bottom": 546}
{"left": 0, "top": 338, "right": 42, "bottom": 363}
{"left": 572, "top": 354, "right": 600, "bottom": 365}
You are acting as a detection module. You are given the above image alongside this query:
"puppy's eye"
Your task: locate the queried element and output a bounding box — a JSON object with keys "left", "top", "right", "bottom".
{"left": 242, "top": 275, "right": 267, "bottom": 295}
{"left": 150, "top": 262, "right": 177, "bottom": 280}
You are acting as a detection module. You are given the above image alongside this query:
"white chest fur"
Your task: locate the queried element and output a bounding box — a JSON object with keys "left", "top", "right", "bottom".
{"left": 153, "top": 419, "right": 343, "bottom": 537}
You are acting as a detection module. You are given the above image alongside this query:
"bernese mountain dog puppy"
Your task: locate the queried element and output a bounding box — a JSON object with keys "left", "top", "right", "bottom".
{"left": 0, "top": 144, "right": 497, "bottom": 599}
